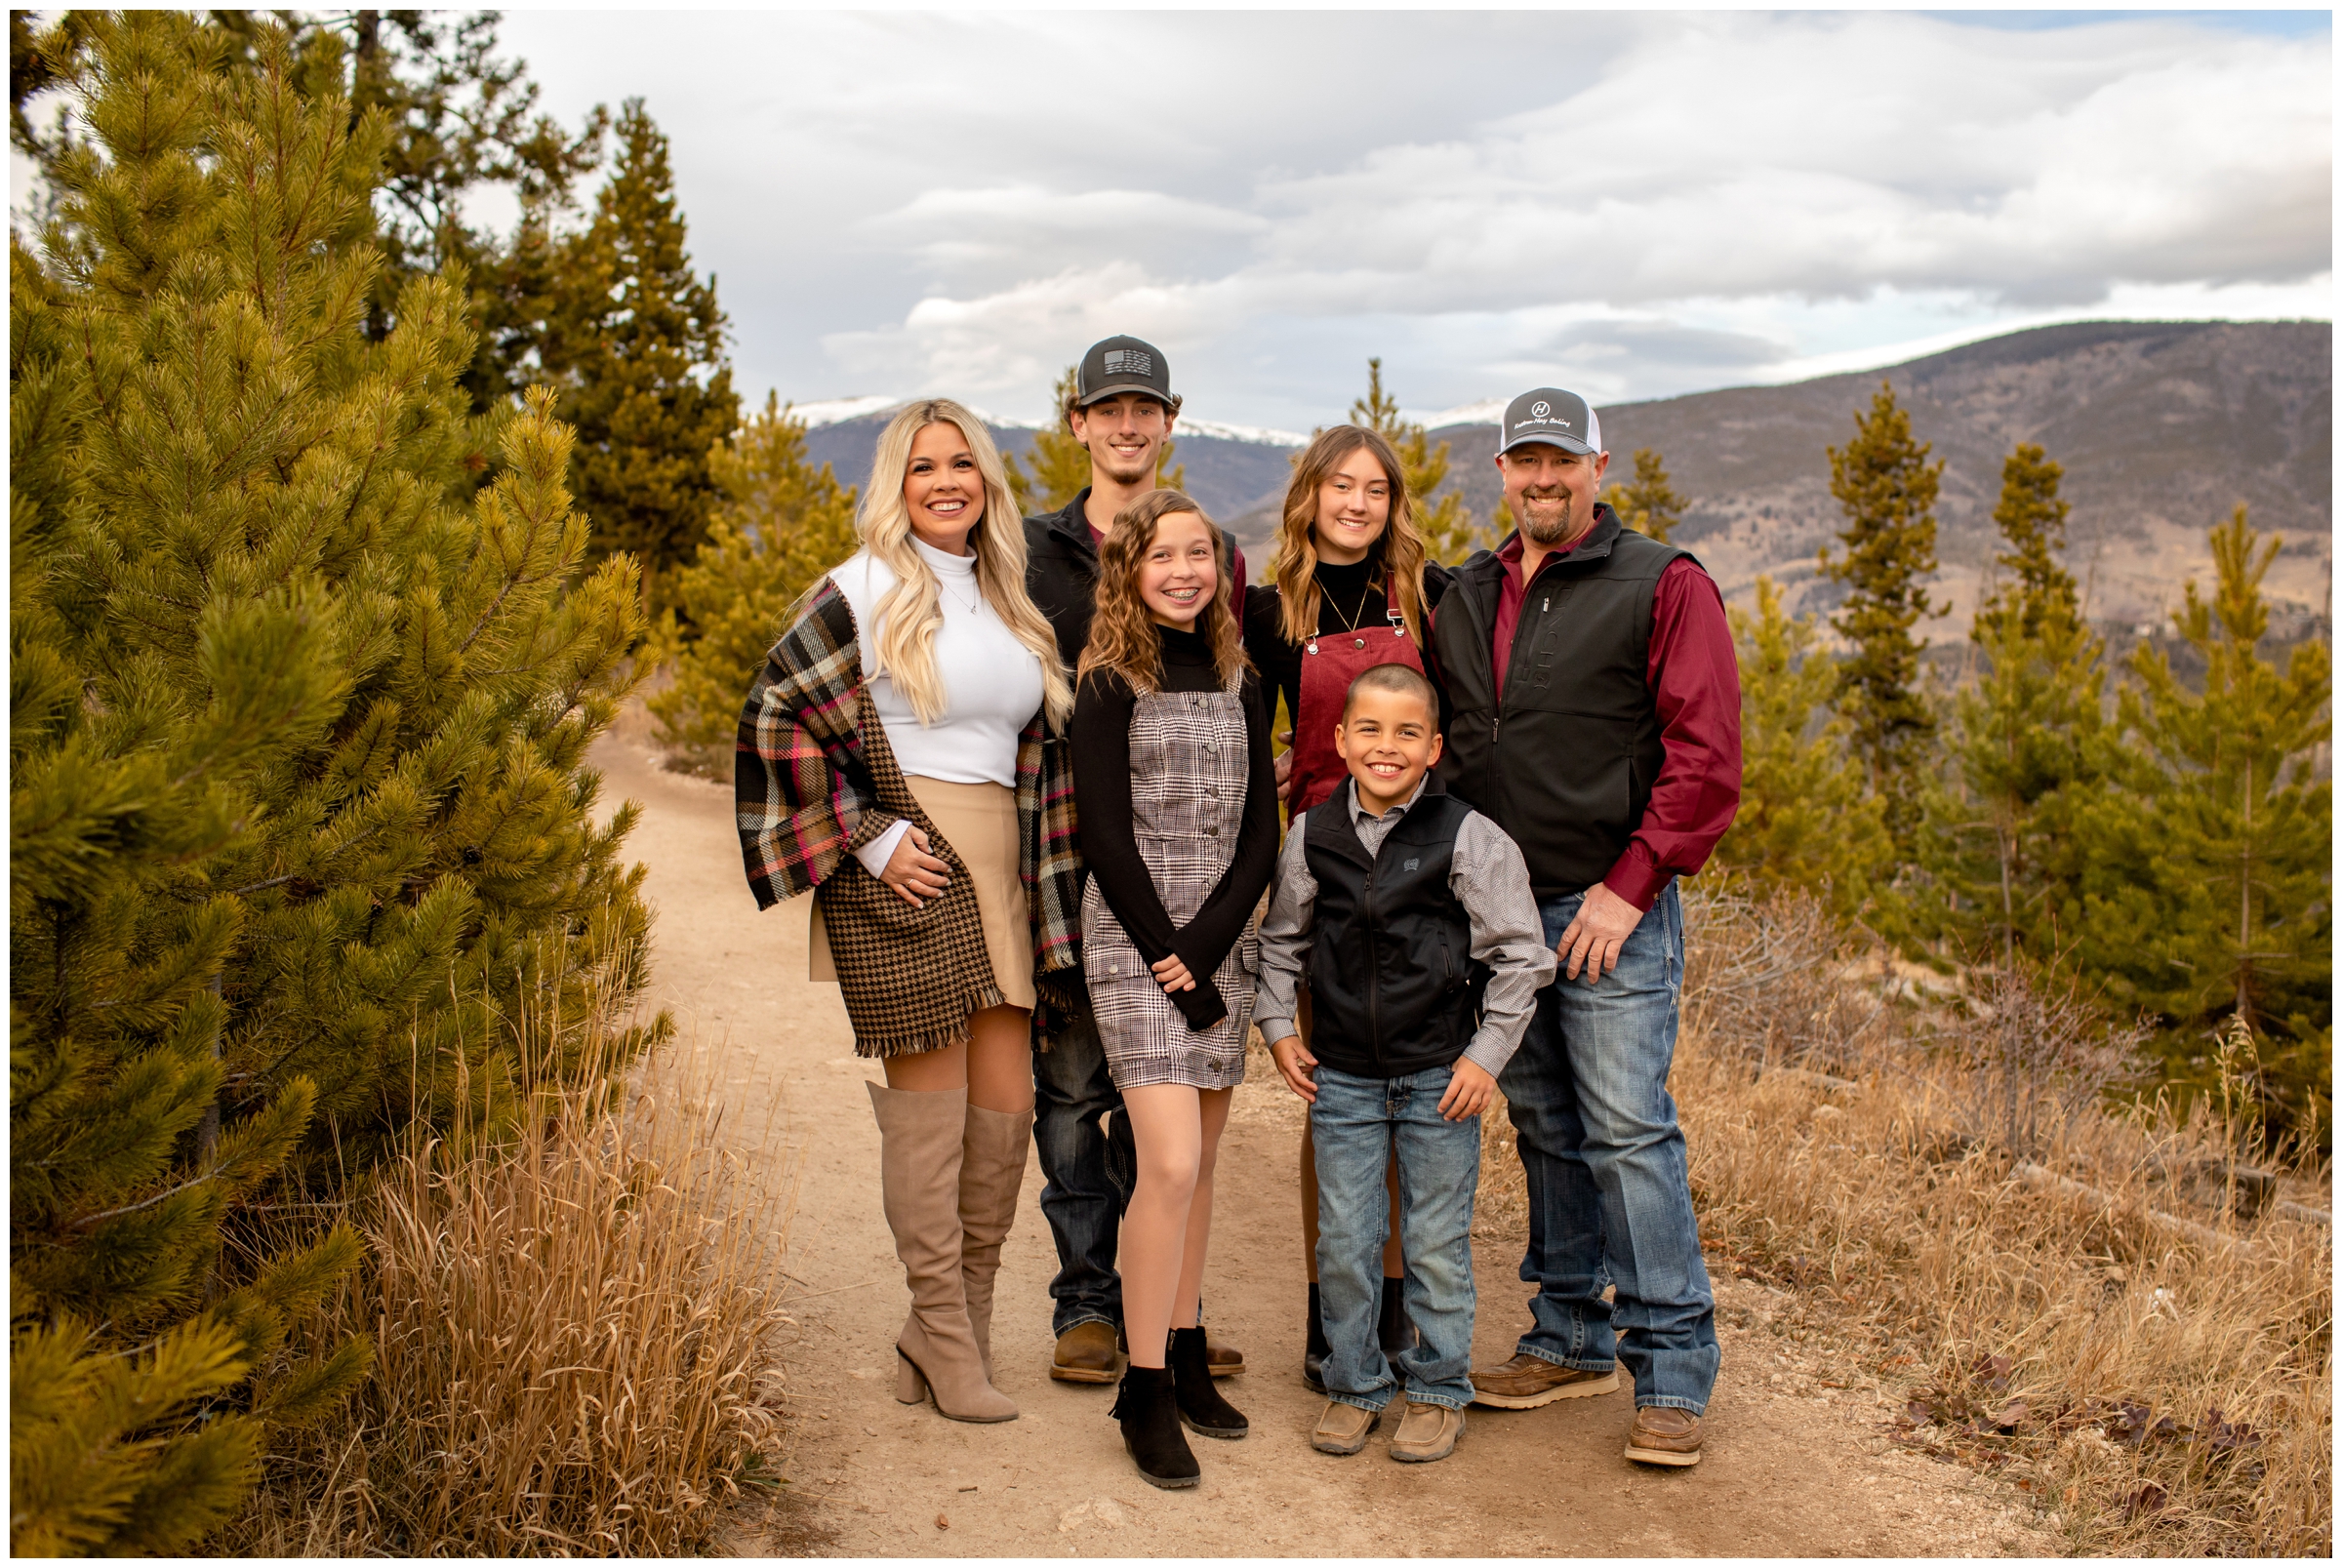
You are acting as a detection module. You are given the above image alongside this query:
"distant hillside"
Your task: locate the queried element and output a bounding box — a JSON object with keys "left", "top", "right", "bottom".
{"left": 792, "top": 320, "right": 2330, "bottom": 643}
{"left": 798, "top": 417, "right": 1298, "bottom": 528}
{"left": 1431, "top": 320, "right": 2332, "bottom": 642}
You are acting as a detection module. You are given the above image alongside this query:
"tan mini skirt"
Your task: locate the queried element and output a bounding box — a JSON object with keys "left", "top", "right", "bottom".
{"left": 811, "top": 775, "right": 1036, "bottom": 1014}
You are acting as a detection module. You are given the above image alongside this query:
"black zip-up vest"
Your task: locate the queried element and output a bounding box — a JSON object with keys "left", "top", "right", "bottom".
{"left": 1430, "top": 507, "right": 1691, "bottom": 900}
{"left": 1301, "top": 779, "right": 1488, "bottom": 1078}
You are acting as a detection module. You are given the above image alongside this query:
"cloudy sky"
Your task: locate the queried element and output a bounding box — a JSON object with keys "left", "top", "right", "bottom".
{"left": 487, "top": 6, "right": 2327, "bottom": 430}
{"left": 31, "top": 7, "right": 2326, "bottom": 433}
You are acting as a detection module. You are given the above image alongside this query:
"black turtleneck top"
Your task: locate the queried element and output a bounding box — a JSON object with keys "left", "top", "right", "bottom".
{"left": 1070, "top": 623, "right": 1279, "bottom": 1030}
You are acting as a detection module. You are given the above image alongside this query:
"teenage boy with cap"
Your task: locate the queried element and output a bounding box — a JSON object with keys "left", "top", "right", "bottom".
{"left": 1024, "top": 335, "right": 1249, "bottom": 1387}
{"left": 1427, "top": 386, "right": 1741, "bottom": 1467}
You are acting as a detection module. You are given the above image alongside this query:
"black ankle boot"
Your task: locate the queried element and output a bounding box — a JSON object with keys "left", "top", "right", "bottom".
{"left": 1304, "top": 1283, "right": 1330, "bottom": 1393}
{"left": 1170, "top": 1326, "right": 1248, "bottom": 1439}
{"left": 1110, "top": 1364, "right": 1199, "bottom": 1489}
{"left": 1377, "top": 1274, "right": 1416, "bottom": 1356}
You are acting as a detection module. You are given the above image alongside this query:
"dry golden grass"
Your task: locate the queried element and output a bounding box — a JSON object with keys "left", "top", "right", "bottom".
{"left": 223, "top": 1028, "right": 794, "bottom": 1555}
{"left": 1476, "top": 883, "right": 2331, "bottom": 1557}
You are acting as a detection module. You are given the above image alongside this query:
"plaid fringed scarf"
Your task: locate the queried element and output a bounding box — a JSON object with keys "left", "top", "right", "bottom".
{"left": 736, "top": 579, "right": 1084, "bottom": 1055}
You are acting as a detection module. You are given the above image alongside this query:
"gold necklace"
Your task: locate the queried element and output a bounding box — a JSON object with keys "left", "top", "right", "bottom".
{"left": 1307, "top": 577, "right": 1377, "bottom": 655}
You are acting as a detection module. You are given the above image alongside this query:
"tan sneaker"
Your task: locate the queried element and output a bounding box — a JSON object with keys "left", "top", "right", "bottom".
{"left": 1624, "top": 1405, "right": 1703, "bottom": 1467}
{"left": 1311, "top": 1399, "right": 1381, "bottom": 1456}
{"left": 1389, "top": 1401, "right": 1466, "bottom": 1464}
{"left": 1470, "top": 1352, "right": 1620, "bottom": 1408}
{"left": 1051, "top": 1320, "right": 1124, "bottom": 1385}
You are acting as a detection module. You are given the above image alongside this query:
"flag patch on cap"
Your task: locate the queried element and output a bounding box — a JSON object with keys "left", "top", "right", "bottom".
{"left": 1104, "top": 348, "right": 1152, "bottom": 376}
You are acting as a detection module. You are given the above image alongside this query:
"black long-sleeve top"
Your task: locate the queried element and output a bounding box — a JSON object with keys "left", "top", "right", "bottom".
{"left": 1242, "top": 547, "right": 1453, "bottom": 736}
{"left": 1071, "top": 624, "right": 1279, "bottom": 1030}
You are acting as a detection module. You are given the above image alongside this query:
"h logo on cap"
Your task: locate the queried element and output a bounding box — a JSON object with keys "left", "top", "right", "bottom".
{"left": 1104, "top": 348, "right": 1152, "bottom": 377}
{"left": 1530, "top": 400, "right": 1551, "bottom": 418}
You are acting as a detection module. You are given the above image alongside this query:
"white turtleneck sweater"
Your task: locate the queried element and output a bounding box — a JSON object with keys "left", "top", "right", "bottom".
{"left": 828, "top": 536, "right": 1047, "bottom": 878}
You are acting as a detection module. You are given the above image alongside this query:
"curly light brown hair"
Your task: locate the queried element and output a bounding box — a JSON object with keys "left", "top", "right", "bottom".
{"left": 1269, "top": 424, "right": 1429, "bottom": 648}
{"left": 1077, "top": 490, "right": 1249, "bottom": 696}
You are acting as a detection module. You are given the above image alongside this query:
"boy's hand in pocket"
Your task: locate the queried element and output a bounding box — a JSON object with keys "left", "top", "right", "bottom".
{"left": 1268, "top": 1034, "right": 1317, "bottom": 1104}
{"left": 1438, "top": 1060, "right": 1497, "bottom": 1121}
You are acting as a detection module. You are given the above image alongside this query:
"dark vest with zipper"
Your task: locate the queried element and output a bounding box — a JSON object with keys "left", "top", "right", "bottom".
{"left": 1430, "top": 507, "right": 1692, "bottom": 901}
{"left": 1301, "top": 778, "right": 1489, "bottom": 1078}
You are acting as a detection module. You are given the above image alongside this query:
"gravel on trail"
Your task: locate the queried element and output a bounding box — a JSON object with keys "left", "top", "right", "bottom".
{"left": 591, "top": 719, "right": 2053, "bottom": 1557}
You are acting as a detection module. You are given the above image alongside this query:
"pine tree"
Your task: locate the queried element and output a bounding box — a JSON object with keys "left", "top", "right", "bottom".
{"left": 1605, "top": 447, "right": 1687, "bottom": 543}
{"left": 1820, "top": 382, "right": 1944, "bottom": 848}
{"left": 1005, "top": 363, "right": 1180, "bottom": 513}
{"left": 1714, "top": 578, "right": 1891, "bottom": 920}
{"left": 1918, "top": 444, "right": 2104, "bottom": 969}
{"left": 2074, "top": 507, "right": 2331, "bottom": 1140}
{"left": 18, "top": 10, "right": 609, "bottom": 413}
{"left": 649, "top": 394, "right": 861, "bottom": 772}
{"left": 543, "top": 98, "right": 738, "bottom": 610}
{"left": 1350, "top": 357, "right": 1485, "bottom": 564}
{"left": 1007, "top": 366, "right": 1099, "bottom": 512}
{"left": 10, "top": 18, "right": 661, "bottom": 1548}
{"left": 1974, "top": 442, "right": 2080, "bottom": 643}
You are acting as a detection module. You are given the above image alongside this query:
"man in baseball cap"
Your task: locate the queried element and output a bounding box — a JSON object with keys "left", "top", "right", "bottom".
{"left": 1021, "top": 335, "right": 1248, "bottom": 1390}
{"left": 1074, "top": 334, "right": 1182, "bottom": 412}
{"left": 1430, "top": 385, "right": 1742, "bottom": 1468}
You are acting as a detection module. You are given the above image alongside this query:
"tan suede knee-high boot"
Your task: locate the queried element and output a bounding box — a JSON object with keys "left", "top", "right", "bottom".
{"left": 867, "top": 1081, "right": 1017, "bottom": 1423}
{"left": 958, "top": 1103, "right": 1034, "bottom": 1381}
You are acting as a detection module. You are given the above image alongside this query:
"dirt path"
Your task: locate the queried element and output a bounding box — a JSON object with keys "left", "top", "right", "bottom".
{"left": 592, "top": 721, "right": 2053, "bottom": 1557}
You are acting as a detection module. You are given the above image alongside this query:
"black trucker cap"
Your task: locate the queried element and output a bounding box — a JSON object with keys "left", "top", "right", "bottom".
{"left": 1497, "top": 387, "right": 1602, "bottom": 457}
{"left": 1076, "top": 335, "right": 1177, "bottom": 409}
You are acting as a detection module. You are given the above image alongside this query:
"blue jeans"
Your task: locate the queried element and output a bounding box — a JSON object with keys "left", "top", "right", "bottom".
{"left": 1031, "top": 1009, "right": 1136, "bottom": 1335}
{"left": 1499, "top": 880, "right": 1717, "bottom": 1413}
{"left": 1311, "top": 1063, "right": 1480, "bottom": 1413}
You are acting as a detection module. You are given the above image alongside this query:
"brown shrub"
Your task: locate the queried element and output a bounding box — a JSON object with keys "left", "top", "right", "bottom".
{"left": 1474, "top": 881, "right": 2331, "bottom": 1556}
{"left": 222, "top": 1029, "right": 793, "bottom": 1555}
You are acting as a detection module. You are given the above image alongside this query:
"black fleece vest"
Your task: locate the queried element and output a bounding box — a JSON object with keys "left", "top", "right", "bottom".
{"left": 1301, "top": 780, "right": 1487, "bottom": 1077}
{"left": 1431, "top": 510, "right": 1691, "bottom": 900}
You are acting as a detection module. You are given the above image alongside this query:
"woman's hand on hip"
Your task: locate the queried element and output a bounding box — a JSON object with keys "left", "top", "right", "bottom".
{"left": 1151, "top": 952, "right": 1196, "bottom": 994}
{"left": 880, "top": 825, "right": 951, "bottom": 907}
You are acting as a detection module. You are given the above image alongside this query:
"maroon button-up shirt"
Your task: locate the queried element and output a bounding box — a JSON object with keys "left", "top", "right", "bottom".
{"left": 1491, "top": 532, "right": 1742, "bottom": 911}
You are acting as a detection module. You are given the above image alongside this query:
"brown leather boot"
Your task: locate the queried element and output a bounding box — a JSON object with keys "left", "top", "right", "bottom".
{"left": 1469, "top": 1352, "right": 1620, "bottom": 1409}
{"left": 957, "top": 1102, "right": 1033, "bottom": 1381}
{"left": 1051, "top": 1320, "right": 1123, "bottom": 1384}
{"left": 867, "top": 1081, "right": 1016, "bottom": 1423}
{"left": 1624, "top": 1405, "right": 1703, "bottom": 1467}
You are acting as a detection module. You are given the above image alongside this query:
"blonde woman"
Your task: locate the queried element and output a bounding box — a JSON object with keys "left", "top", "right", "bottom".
{"left": 738, "top": 399, "right": 1077, "bottom": 1425}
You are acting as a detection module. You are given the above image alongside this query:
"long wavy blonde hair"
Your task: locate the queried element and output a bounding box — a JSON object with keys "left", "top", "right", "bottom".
{"left": 1270, "top": 424, "right": 1428, "bottom": 647}
{"left": 857, "top": 398, "right": 1072, "bottom": 728}
{"left": 1078, "top": 490, "right": 1250, "bottom": 696}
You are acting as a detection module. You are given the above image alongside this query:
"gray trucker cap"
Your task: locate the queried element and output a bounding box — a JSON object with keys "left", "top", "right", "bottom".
{"left": 1497, "top": 387, "right": 1602, "bottom": 457}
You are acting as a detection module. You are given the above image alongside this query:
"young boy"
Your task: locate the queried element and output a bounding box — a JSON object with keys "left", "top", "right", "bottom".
{"left": 1256, "top": 663, "right": 1555, "bottom": 1463}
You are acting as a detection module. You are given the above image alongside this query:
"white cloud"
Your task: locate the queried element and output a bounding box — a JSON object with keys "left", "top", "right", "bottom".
{"left": 493, "top": 7, "right": 2329, "bottom": 428}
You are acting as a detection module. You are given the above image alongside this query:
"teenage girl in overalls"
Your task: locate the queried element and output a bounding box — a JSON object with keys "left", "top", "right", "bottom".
{"left": 1241, "top": 424, "right": 1449, "bottom": 1391}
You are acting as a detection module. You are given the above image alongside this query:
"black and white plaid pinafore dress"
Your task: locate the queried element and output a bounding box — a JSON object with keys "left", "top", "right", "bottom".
{"left": 1080, "top": 678, "right": 1258, "bottom": 1091}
